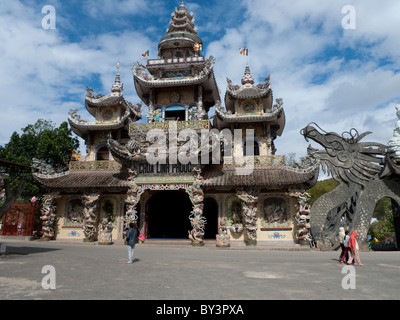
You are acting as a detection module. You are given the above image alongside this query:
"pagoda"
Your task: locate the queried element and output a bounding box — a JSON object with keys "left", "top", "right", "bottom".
{"left": 34, "top": 2, "right": 319, "bottom": 247}
{"left": 34, "top": 73, "right": 142, "bottom": 243}
{"left": 132, "top": 1, "right": 219, "bottom": 124}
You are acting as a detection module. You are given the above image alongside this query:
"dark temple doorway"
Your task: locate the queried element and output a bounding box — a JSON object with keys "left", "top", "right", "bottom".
{"left": 203, "top": 197, "right": 219, "bottom": 239}
{"left": 146, "top": 191, "right": 192, "bottom": 239}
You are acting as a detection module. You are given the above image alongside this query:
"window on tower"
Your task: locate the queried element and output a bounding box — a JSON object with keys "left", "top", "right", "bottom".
{"left": 164, "top": 106, "right": 186, "bottom": 121}
{"left": 96, "top": 146, "right": 110, "bottom": 161}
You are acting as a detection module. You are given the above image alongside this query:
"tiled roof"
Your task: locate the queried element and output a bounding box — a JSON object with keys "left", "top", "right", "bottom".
{"left": 33, "top": 170, "right": 130, "bottom": 190}
{"left": 34, "top": 165, "right": 318, "bottom": 191}
{"left": 201, "top": 165, "right": 319, "bottom": 188}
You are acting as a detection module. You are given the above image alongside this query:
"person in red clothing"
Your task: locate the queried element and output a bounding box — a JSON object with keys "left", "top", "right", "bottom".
{"left": 347, "top": 231, "right": 364, "bottom": 266}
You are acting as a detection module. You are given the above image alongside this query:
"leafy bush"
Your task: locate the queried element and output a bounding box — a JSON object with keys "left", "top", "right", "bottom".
{"left": 369, "top": 213, "right": 396, "bottom": 244}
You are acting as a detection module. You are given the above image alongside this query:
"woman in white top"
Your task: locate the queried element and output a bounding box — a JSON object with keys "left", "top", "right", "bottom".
{"left": 340, "top": 230, "right": 350, "bottom": 264}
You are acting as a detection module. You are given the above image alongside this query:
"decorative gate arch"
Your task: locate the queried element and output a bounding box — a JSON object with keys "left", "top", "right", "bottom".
{"left": 124, "top": 168, "right": 206, "bottom": 245}
{"left": 301, "top": 122, "right": 400, "bottom": 250}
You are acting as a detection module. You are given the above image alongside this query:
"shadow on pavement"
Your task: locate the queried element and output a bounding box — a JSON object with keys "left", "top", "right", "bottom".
{"left": 3, "top": 246, "right": 61, "bottom": 256}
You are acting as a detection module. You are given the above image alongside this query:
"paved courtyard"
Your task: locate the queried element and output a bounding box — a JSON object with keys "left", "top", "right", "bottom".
{"left": 1, "top": 239, "right": 400, "bottom": 301}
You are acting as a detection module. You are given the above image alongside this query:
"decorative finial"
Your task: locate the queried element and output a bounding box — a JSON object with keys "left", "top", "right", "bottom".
{"left": 111, "top": 72, "right": 123, "bottom": 94}
{"left": 179, "top": 1, "right": 186, "bottom": 11}
{"left": 241, "top": 64, "right": 254, "bottom": 86}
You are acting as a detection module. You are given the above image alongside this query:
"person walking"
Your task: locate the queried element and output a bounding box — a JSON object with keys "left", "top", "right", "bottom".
{"left": 126, "top": 222, "right": 138, "bottom": 264}
{"left": 347, "top": 231, "right": 364, "bottom": 266}
{"left": 338, "top": 227, "right": 346, "bottom": 261}
{"left": 340, "top": 230, "right": 350, "bottom": 264}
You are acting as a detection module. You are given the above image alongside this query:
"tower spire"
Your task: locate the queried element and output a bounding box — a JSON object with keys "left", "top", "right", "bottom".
{"left": 241, "top": 64, "right": 255, "bottom": 86}
{"left": 111, "top": 71, "right": 123, "bottom": 94}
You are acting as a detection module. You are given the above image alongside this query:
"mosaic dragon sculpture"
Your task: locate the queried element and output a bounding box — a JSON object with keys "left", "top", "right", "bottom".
{"left": 40, "top": 194, "right": 60, "bottom": 239}
{"left": 82, "top": 194, "right": 100, "bottom": 242}
{"left": 125, "top": 170, "right": 144, "bottom": 224}
{"left": 108, "top": 127, "right": 221, "bottom": 167}
{"left": 301, "top": 123, "right": 389, "bottom": 250}
{"left": 98, "top": 218, "right": 114, "bottom": 244}
{"left": 186, "top": 176, "right": 206, "bottom": 246}
{"left": 236, "top": 187, "right": 259, "bottom": 245}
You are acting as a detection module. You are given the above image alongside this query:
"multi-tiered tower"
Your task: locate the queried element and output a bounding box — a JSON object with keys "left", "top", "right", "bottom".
{"left": 133, "top": 2, "right": 219, "bottom": 124}
{"left": 214, "top": 65, "right": 285, "bottom": 161}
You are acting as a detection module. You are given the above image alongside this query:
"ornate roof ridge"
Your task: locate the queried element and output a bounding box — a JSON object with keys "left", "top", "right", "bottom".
{"left": 169, "top": 22, "right": 196, "bottom": 34}
{"left": 33, "top": 171, "right": 71, "bottom": 180}
{"left": 226, "top": 66, "right": 271, "bottom": 98}
{"left": 133, "top": 56, "right": 215, "bottom": 87}
{"left": 201, "top": 164, "right": 319, "bottom": 188}
{"left": 215, "top": 101, "right": 283, "bottom": 122}
{"left": 33, "top": 170, "right": 130, "bottom": 190}
{"left": 68, "top": 109, "right": 131, "bottom": 129}
{"left": 85, "top": 93, "right": 124, "bottom": 107}
{"left": 85, "top": 72, "right": 125, "bottom": 106}
{"left": 225, "top": 85, "right": 270, "bottom": 99}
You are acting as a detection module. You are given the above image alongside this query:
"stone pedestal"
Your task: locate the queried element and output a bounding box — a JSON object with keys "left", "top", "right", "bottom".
{"left": 191, "top": 242, "right": 204, "bottom": 247}
{"left": 245, "top": 239, "right": 257, "bottom": 246}
{"left": 98, "top": 242, "right": 113, "bottom": 245}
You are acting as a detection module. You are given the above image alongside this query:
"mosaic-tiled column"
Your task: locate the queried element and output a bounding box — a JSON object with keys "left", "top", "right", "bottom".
{"left": 82, "top": 193, "right": 100, "bottom": 242}
{"left": 216, "top": 217, "right": 230, "bottom": 247}
{"left": 125, "top": 170, "right": 144, "bottom": 224}
{"left": 98, "top": 218, "right": 114, "bottom": 245}
{"left": 290, "top": 189, "right": 313, "bottom": 246}
{"left": 40, "top": 194, "right": 60, "bottom": 240}
{"left": 236, "top": 187, "right": 259, "bottom": 246}
{"left": 186, "top": 176, "right": 206, "bottom": 246}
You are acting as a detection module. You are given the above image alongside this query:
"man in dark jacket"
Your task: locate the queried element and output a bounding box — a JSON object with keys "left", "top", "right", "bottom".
{"left": 126, "top": 222, "right": 138, "bottom": 264}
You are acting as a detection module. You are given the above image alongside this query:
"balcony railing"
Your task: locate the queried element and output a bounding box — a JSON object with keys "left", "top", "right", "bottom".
{"left": 130, "top": 120, "right": 211, "bottom": 133}
{"left": 69, "top": 161, "right": 122, "bottom": 171}
{"left": 147, "top": 56, "right": 205, "bottom": 67}
{"left": 223, "top": 155, "right": 286, "bottom": 166}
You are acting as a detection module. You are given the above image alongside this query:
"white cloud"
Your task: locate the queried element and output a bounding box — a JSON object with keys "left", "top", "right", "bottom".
{"left": 205, "top": 0, "right": 400, "bottom": 161}
{"left": 0, "top": 1, "right": 156, "bottom": 148}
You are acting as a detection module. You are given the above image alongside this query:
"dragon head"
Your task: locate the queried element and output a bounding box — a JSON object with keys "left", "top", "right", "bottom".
{"left": 300, "top": 123, "right": 386, "bottom": 186}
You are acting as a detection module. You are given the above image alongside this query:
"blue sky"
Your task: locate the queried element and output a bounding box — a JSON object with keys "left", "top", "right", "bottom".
{"left": 1, "top": 0, "right": 400, "bottom": 164}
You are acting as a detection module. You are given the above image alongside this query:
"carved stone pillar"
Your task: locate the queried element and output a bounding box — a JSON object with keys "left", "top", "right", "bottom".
{"left": 236, "top": 187, "right": 259, "bottom": 246}
{"left": 186, "top": 170, "right": 205, "bottom": 246}
{"left": 216, "top": 217, "right": 230, "bottom": 247}
{"left": 98, "top": 218, "right": 114, "bottom": 245}
{"left": 40, "top": 194, "right": 60, "bottom": 240}
{"left": 146, "top": 90, "right": 155, "bottom": 122}
{"left": 125, "top": 170, "right": 144, "bottom": 225}
{"left": 82, "top": 193, "right": 100, "bottom": 242}
{"left": 289, "top": 189, "right": 313, "bottom": 246}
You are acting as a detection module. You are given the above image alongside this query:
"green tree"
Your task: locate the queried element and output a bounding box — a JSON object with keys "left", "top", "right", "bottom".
{"left": 0, "top": 119, "right": 79, "bottom": 204}
{"left": 369, "top": 214, "right": 396, "bottom": 244}
{"left": 372, "top": 197, "right": 392, "bottom": 221}
{"left": 306, "top": 178, "right": 339, "bottom": 206}
{"left": 369, "top": 197, "right": 397, "bottom": 244}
